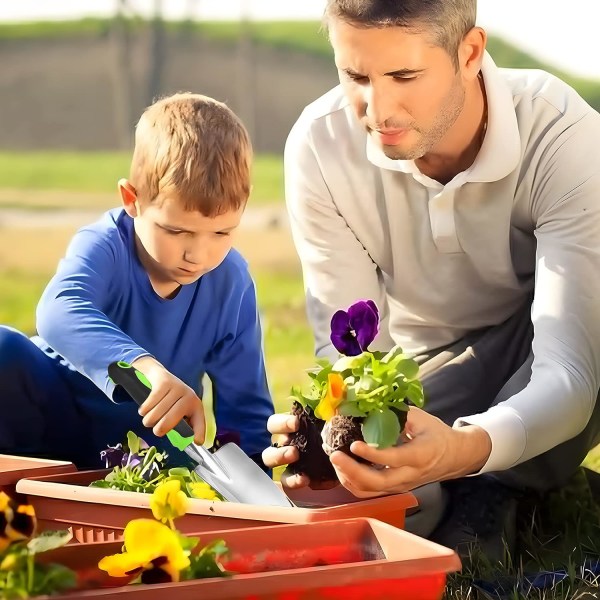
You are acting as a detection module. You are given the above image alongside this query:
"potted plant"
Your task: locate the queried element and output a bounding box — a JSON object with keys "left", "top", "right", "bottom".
{"left": 89, "top": 431, "right": 223, "bottom": 501}
{"left": 287, "top": 300, "right": 425, "bottom": 482}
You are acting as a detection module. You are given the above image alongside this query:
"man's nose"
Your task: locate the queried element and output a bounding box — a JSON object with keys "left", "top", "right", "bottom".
{"left": 364, "top": 81, "right": 396, "bottom": 127}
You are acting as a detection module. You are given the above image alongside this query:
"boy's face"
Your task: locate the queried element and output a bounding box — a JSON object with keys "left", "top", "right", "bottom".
{"left": 120, "top": 181, "right": 244, "bottom": 295}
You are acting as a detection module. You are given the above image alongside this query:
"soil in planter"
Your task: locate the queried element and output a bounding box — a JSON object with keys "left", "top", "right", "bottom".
{"left": 287, "top": 402, "right": 337, "bottom": 483}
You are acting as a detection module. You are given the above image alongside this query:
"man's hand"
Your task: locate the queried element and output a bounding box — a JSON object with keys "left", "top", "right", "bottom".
{"left": 131, "top": 356, "right": 205, "bottom": 444}
{"left": 261, "top": 413, "right": 338, "bottom": 490}
{"left": 329, "top": 407, "right": 492, "bottom": 498}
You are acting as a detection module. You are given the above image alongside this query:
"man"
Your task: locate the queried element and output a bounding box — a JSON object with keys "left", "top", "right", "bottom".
{"left": 262, "top": 0, "right": 600, "bottom": 557}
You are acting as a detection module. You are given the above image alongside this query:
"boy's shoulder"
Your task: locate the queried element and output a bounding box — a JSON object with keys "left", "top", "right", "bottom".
{"left": 214, "top": 248, "right": 252, "bottom": 283}
{"left": 71, "top": 208, "right": 132, "bottom": 255}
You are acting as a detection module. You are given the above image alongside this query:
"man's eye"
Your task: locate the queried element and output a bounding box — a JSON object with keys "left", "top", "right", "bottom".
{"left": 347, "top": 73, "right": 368, "bottom": 83}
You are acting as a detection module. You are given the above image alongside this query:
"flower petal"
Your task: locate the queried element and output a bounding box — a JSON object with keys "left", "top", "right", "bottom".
{"left": 98, "top": 553, "right": 146, "bottom": 578}
{"left": 330, "top": 309, "right": 361, "bottom": 355}
{"left": 150, "top": 480, "right": 189, "bottom": 523}
{"left": 347, "top": 300, "right": 379, "bottom": 351}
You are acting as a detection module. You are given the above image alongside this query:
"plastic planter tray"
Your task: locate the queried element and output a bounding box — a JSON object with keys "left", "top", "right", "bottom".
{"left": 16, "top": 469, "right": 418, "bottom": 543}
{"left": 36, "top": 517, "right": 461, "bottom": 600}
{"left": 0, "top": 454, "right": 75, "bottom": 494}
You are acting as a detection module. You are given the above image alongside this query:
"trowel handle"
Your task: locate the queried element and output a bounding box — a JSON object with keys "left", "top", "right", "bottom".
{"left": 108, "top": 361, "right": 195, "bottom": 444}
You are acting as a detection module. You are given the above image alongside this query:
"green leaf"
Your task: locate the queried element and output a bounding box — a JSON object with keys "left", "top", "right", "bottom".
{"left": 127, "top": 430, "right": 141, "bottom": 454}
{"left": 406, "top": 380, "right": 425, "bottom": 407}
{"left": 27, "top": 530, "right": 72, "bottom": 555}
{"left": 168, "top": 467, "right": 192, "bottom": 479}
{"left": 362, "top": 409, "right": 401, "bottom": 449}
{"left": 338, "top": 403, "right": 367, "bottom": 417}
{"left": 396, "top": 358, "right": 419, "bottom": 379}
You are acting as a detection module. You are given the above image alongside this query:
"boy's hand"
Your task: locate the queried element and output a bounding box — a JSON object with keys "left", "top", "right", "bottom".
{"left": 131, "top": 356, "right": 205, "bottom": 444}
{"left": 262, "top": 413, "right": 337, "bottom": 490}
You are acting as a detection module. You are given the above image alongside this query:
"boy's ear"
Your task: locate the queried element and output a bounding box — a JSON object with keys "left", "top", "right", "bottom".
{"left": 118, "top": 178, "right": 139, "bottom": 217}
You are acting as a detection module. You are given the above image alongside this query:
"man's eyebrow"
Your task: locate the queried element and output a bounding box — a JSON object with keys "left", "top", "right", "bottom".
{"left": 341, "top": 67, "right": 424, "bottom": 77}
{"left": 384, "top": 68, "right": 425, "bottom": 77}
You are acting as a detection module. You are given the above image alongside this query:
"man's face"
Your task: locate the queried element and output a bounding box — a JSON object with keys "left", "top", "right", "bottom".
{"left": 329, "top": 20, "right": 466, "bottom": 160}
{"left": 133, "top": 195, "right": 243, "bottom": 289}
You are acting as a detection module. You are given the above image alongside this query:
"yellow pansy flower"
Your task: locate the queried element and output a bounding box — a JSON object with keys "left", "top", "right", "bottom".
{"left": 0, "top": 492, "right": 36, "bottom": 553}
{"left": 189, "top": 481, "right": 222, "bottom": 501}
{"left": 315, "top": 373, "right": 346, "bottom": 422}
{"left": 149, "top": 480, "right": 189, "bottom": 525}
{"left": 98, "top": 519, "right": 190, "bottom": 583}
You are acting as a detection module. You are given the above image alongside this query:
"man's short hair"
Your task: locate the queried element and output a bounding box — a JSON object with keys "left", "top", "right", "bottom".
{"left": 130, "top": 92, "right": 252, "bottom": 216}
{"left": 324, "top": 0, "right": 477, "bottom": 68}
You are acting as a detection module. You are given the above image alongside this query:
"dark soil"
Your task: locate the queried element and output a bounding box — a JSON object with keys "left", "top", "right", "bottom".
{"left": 321, "top": 415, "right": 365, "bottom": 456}
{"left": 287, "top": 402, "right": 337, "bottom": 482}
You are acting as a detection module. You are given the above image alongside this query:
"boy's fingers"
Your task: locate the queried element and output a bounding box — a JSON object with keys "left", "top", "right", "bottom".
{"left": 261, "top": 444, "right": 299, "bottom": 468}
{"left": 188, "top": 408, "right": 206, "bottom": 445}
{"left": 279, "top": 469, "right": 310, "bottom": 490}
{"left": 267, "top": 413, "right": 299, "bottom": 435}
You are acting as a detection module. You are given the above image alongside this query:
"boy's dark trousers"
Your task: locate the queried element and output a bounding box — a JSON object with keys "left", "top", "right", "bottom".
{"left": 0, "top": 326, "right": 186, "bottom": 468}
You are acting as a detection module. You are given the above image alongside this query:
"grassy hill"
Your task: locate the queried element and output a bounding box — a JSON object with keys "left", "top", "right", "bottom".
{"left": 0, "top": 18, "right": 598, "bottom": 111}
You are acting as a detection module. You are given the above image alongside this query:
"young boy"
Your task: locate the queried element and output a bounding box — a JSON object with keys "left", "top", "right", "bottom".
{"left": 0, "top": 93, "right": 273, "bottom": 469}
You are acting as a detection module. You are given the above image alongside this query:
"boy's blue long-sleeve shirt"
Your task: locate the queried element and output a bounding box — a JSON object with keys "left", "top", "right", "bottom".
{"left": 35, "top": 208, "right": 273, "bottom": 457}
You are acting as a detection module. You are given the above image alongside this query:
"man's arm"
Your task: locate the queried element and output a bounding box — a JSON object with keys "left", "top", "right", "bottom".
{"left": 36, "top": 226, "right": 150, "bottom": 399}
{"left": 458, "top": 114, "right": 600, "bottom": 472}
{"left": 285, "top": 120, "right": 392, "bottom": 358}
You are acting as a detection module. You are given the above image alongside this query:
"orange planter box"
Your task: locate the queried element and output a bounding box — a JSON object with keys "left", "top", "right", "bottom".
{"left": 0, "top": 454, "right": 75, "bottom": 495}
{"left": 16, "top": 469, "right": 418, "bottom": 543}
{"left": 36, "top": 518, "right": 460, "bottom": 600}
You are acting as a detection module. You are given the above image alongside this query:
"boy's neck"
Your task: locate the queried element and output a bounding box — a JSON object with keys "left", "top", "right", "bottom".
{"left": 134, "top": 234, "right": 182, "bottom": 299}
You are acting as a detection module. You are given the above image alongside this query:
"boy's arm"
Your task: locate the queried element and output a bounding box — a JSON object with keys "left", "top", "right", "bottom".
{"left": 205, "top": 277, "right": 273, "bottom": 460}
{"left": 36, "top": 226, "right": 150, "bottom": 400}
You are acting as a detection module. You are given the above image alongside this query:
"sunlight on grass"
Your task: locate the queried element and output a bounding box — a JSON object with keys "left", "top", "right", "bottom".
{"left": 0, "top": 152, "right": 283, "bottom": 204}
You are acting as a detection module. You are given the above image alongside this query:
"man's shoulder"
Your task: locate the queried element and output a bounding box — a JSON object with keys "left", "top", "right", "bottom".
{"left": 500, "top": 66, "right": 593, "bottom": 117}
{"left": 288, "top": 85, "right": 351, "bottom": 137}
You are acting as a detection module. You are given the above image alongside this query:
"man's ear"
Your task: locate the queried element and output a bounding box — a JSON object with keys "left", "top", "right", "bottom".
{"left": 118, "top": 178, "right": 139, "bottom": 217}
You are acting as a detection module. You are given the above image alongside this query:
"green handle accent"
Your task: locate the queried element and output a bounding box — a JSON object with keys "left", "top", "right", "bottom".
{"left": 108, "top": 361, "right": 196, "bottom": 450}
{"left": 167, "top": 430, "right": 195, "bottom": 451}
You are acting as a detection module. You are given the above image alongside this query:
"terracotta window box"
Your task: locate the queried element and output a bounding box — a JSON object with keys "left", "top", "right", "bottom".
{"left": 17, "top": 469, "right": 418, "bottom": 543}
{"left": 36, "top": 517, "right": 460, "bottom": 599}
{"left": 0, "top": 454, "right": 75, "bottom": 496}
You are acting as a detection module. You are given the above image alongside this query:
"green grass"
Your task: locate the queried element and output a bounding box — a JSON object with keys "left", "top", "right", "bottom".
{"left": 0, "top": 152, "right": 283, "bottom": 205}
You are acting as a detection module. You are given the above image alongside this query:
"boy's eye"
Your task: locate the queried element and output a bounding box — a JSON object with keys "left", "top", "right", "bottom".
{"left": 216, "top": 232, "right": 231, "bottom": 237}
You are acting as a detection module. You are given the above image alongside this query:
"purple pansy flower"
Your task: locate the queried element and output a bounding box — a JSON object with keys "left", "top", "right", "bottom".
{"left": 100, "top": 443, "right": 125, "bottom": 469}
{"left": 330, "top": 300, "right": 379, "bottom": 356}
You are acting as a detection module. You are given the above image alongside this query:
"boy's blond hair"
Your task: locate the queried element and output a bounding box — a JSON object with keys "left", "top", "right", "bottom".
{"left": 130, "top": 92, "right": 252, "bottom": 216}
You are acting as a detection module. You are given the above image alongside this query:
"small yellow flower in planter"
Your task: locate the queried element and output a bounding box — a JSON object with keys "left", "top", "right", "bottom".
{"left": 150, "top": 479, "right": 189, "bottom": 526}
{"left": 189, "top": 481, "right": 223, "bottom": 501}
{"left": 99, "top": 480, "right": 231, "bottom": 585}
{"left": 98, "top": 519, "right": 190, "bottom": 583}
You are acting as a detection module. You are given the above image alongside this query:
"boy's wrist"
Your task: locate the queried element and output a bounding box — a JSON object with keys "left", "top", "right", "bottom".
{"left": 131, "top": 355, "right": 164, "bottom": 377}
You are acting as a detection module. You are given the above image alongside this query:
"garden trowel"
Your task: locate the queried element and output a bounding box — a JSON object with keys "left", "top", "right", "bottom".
{"left": 108, "top": 361, "right": 294, "bottom": 507}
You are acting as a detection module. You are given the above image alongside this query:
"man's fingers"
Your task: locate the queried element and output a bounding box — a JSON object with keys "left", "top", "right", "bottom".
{"left": 267, "top": 413, "right": 299, "bottom": 435}
{"left": 261, "top": 444, "right": 299, "bottom": 469}
{"left": 331, "top": 450, "right": 416, "bottom": 495}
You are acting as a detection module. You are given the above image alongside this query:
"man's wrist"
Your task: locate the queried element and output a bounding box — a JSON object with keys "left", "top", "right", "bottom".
{"left": 455, "top": 424, "right": 492, "bottom": 476}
